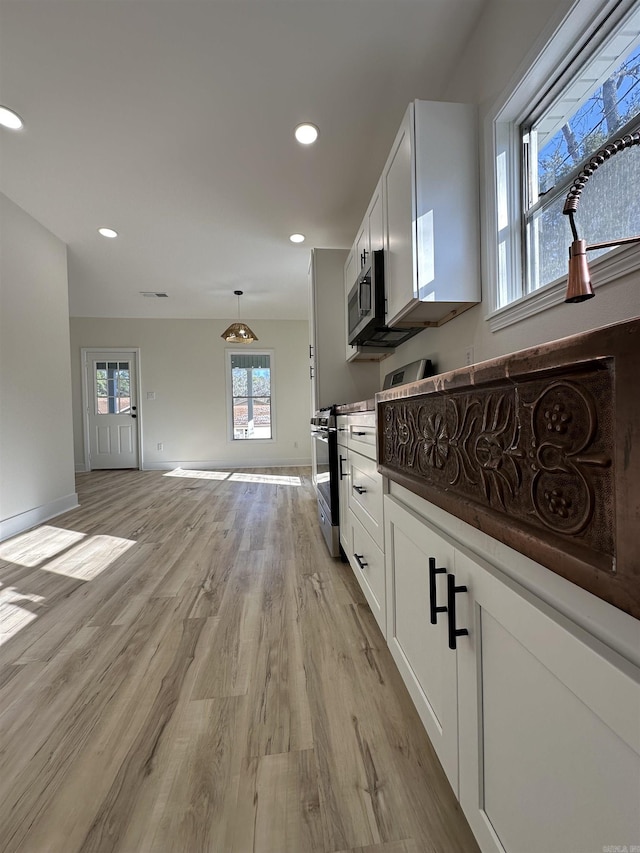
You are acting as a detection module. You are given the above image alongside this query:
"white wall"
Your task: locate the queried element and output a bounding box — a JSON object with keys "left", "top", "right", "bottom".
{"left": 378, "top": 0, "right": 640, "bottom": 380}
{"left": 0, "top": 192, "right": 77, "bottom": 539}
{"left": 69, "top": 317, "right": 312, "bottom": 470}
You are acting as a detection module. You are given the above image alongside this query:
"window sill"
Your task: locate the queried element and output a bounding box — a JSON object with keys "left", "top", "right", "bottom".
{"left": 486, "top": 243, "right": 640, "bottom": 332}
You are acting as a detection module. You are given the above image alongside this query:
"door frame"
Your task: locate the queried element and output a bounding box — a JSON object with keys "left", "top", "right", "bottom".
{"left": 81, "top": 347, "right": 143, "bottom": 471}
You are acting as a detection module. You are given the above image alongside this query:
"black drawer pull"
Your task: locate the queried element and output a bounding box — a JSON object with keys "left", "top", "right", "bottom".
{"left": 354, "top": 553, "right": 368, "bottom": 570}
{"left": 353, "top": 431, "right": 367, "bottom": 436}
{"left": 353, "top": 485, "right": 367, "bottom": 495}
{"left": 429, "top": 557, "right": 447, "bottom": 624}
{"left": 447, "top": 573, "right": 469, "bottom": 650}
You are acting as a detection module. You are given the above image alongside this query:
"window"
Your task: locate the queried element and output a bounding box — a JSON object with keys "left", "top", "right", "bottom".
{"left": 227, "top": 351, "right": 273, "bottom": 440}
{"left": 488, "top": 0, "right": 640, "bottom": 328}
{"left": 95, "top": 361, "right": 131, "bottom": 414}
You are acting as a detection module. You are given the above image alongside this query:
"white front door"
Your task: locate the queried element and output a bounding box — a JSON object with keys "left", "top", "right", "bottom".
{"left": 85, "top": 351, "right": 139, "bottom": 469}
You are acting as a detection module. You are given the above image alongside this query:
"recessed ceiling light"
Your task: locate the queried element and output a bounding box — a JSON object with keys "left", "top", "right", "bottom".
{"left": 0, "top": 106, "right": 24, "bottom": 130}
{"left": 289, "top": 233, "right": 305, "bottom": 243}
{"left": 98, "top": 227, "right": 118, "bottom": 239}
{"left": 294, "top": 123, "right": 319, "bottom": 145}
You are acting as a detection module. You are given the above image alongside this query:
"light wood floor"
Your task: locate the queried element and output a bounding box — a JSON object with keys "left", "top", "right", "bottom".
{"left": 0, "top": 467, "right": 479, "bottom": 853}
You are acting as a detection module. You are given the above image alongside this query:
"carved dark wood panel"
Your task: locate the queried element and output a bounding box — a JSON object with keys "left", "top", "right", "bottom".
{"left": 376, "top": 316, "right": 640, "bottom": 619}
{"left": 380, "top": 362, "right": 614, "bottom": 557}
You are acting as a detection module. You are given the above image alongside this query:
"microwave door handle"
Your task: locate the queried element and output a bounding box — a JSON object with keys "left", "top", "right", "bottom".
{"left": 359, "top": 277, "right": 371, "bottom": 315}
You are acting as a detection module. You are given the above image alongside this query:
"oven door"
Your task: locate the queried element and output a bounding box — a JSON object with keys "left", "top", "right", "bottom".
{"left": 310, "top": 425, "right": 338, "bottom": 521}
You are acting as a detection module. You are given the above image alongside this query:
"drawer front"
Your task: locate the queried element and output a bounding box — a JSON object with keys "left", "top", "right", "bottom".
{"left": 348, "top": 511, "right": 386, "bottom": 636}
{"left": 349, "top": 451, "right": 384, "bottom": 549}
{"left": 347, "top": 411, "right": 377, "bottom": 459}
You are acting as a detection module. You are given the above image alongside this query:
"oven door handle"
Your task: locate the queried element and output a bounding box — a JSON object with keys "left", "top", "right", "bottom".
{"left": 339, "top": 454, "right": 347, "bottom": 480}
{"left": 311, "top": 431, "right": 329, "bottom": 443}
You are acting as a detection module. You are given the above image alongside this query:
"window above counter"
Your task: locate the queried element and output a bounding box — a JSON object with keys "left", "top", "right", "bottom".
{"left": 486, "top": 0, "right": 640, "bottom": 331}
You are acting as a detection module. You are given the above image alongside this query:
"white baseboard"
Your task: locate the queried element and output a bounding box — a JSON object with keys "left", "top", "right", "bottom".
{"left": 142, "top": 458, "right": 312, "bottom": 471}
{"left": 75, "top": 463, "right": 89, "bottom": 473}
{"left": 0, "top": 492, "right": 80, "bottom": 542}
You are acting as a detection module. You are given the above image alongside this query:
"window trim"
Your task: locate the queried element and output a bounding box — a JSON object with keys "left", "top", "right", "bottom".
{"left": 483, "top": 0, "right": 640, "bottom": 331}
{"left": 225, "top": 347, "right": 275, "bottom": 443}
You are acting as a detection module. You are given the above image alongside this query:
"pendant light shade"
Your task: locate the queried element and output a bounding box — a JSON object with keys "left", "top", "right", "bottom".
{"left": 221, "top": 290, "right": 258, "bottom": 344}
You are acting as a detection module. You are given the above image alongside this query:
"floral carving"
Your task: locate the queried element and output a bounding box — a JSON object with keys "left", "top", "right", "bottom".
{"left": 378, "top": 367, "right": 613, "bottom": 549}
{"left": 473, "top": 394, "right": 522, "bottom": 510}
{"left": 422, "top": 413, "right": 450, "bottom": 469}
{"left": 544, "top": 488, "right": 572, "bottom": 519}
{"left": 544, "top": 403, "right": 571, "bottom": 434}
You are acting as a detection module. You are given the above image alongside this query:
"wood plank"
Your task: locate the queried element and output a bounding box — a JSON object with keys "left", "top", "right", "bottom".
{"left": 0, "top": 467, "right": 479, "bottom": 853}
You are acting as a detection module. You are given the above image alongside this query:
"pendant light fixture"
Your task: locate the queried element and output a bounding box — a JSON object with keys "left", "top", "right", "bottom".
{"left": 221, "top": 290, "right": 258, "bottom": 344}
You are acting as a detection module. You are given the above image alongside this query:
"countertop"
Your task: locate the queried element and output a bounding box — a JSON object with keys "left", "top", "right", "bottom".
{"left": 375, "top": 315, "right": 640, "bottom": 620}
{"left": 335, "top": 399, "right": 376, "bottom": 414}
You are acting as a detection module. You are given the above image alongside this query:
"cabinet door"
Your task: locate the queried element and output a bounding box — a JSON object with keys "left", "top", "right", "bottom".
{"left": 455, "top": 548, "right": 640, "bottom": 853}
{"left": 384, "top": 497, "right": 459, "bottom": 792}
{"left": 308, "top": 253, "right": 318, "bottom": 411}
{"left": 382, "top": 104, "right": 415, "bottom": 325}
{"left": 367, "top": 180, "right": 384, "bottom": 253}
{"left": 348, "top": 450, "right": 384, "bottom": 551}
{"left": 355, "top": 218, "right": 369, "bottom": 273}
{"left": 345, "top": 511, "right": 386, "bottom": 636}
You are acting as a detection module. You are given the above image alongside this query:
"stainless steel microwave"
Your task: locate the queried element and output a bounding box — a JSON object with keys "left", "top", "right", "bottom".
{"left": 347, "top": 250, "right": 423, "bottom": 349}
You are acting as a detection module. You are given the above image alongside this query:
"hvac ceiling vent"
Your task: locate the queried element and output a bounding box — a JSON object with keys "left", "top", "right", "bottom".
{"left": 140, "top": 292, "right": 169, "bottom": 297}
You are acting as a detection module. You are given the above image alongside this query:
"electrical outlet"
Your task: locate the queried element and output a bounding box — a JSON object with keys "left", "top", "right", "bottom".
{"left": 157, "top": 442, "right": 164, "bottom": 451}
{"left": 464, "top": 346, "right": 475, "bottom": 366}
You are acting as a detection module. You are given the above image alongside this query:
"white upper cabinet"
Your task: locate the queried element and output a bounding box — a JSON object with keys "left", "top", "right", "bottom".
{"left": 382, "top": 100, "right": 480, "bottom": 328}
{"left": 367, "top": 181, "right": 384, "bottom": 254}
{"left": 355, "top": 218, "right": 369, "bottom": 276}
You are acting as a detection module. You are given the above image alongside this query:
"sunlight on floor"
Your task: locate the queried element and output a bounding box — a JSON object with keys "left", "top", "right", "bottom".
{"left": 164, "top": 468, "right": 230, "bottom": 480}
{"left": 40, "top": 534, "right": 136, "bottom": 581}
{"left": 229, "top": 472, "right": 301, "bottom": 486}
{"left": 0, "top": 525, "right": 138, "bottom": 646}
{"left": 0, "top": 525, "right": 86, "bottom": 567}
{"left": 0, "top": 585, "right": 45, "bottom": 647}
{"left": 163, "top": 468, "right": 301, "bottom": 486}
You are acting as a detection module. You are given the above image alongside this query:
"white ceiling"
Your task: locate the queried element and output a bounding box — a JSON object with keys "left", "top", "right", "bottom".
{"left": 0, "top": 0, "right": 487, "bottom": 321}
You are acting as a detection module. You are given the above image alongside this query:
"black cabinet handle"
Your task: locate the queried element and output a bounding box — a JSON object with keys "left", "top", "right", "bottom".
{"left": 353, "top": 485, "right": 367, "bottom": 495}
{"left": 429, "top": 557, "right": 447, "bottom": 624}
{"left": 310, "top": 366, "right": 314, "bottom": 379}
{"left": 339, "top": 455, "right": 347, "bottom": 480}
{"left": 447, "top": 573, "right": 469, "bottom": 650}
{"left": 353, "top": 431, "right": 367, "bottom": 436}
{"left": 354, "top": 553, "right": 368, "bottom": 569}
{"left": 131, "top": 413, "right": 137, "bottom": 419}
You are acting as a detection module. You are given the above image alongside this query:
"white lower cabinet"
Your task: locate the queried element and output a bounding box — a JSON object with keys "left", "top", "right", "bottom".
{"left": 337, "top": 411, "right": 387, "bottom": 637}
{"left": 384, "top": 494, "right": 640, "bottom": 853}
{"left": 345, "top": 511, "right": 386, "bottom": 631}
{"left": 384, "top": 496, "right": 459, "bottom": 792}
{"left": 455, "top": 548, "right": 640, "bottom": 853}
{"left": 348, "top": 450, "right": 384, "bottom": 551}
